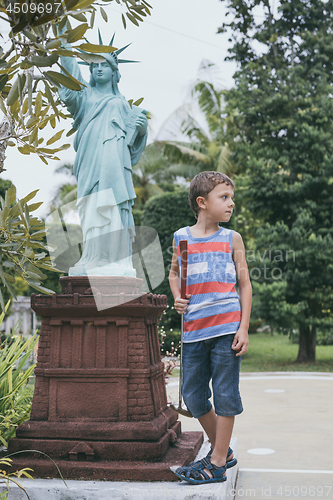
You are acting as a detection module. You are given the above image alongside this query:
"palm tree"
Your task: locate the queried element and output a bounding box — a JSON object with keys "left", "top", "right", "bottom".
{"left": 155, "top": 60, "right": 236, "bottom": 179}
{"left": 132, "top": 143, "right": 167, "bottom": 209}
{"left": 48, "top": 163, "right": 77, "bottom": 213}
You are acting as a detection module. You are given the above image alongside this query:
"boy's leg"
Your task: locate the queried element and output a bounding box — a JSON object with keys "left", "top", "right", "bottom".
{"left": 208, "top": 334, "right": 242, "bottom": 467}
{"left": 182, "top": 341, "right": 212, "bottom": 419}
{"left": 198, "top": 410, "right": 235, "bottom": 464}
{"left": 198, "top": 407, "right": 216, "bottom": 447}
{"left": 210, "top": 415, "right": 235, "bottom": 466}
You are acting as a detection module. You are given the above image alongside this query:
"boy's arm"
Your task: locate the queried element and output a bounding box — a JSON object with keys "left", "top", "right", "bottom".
{"left": 232, "top": 231, "right": 252, "bottom": 356}
{"left": 168, "top": 238, "right": 191, "bottom": 314}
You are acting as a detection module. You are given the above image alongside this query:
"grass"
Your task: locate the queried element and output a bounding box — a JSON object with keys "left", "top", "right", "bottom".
{"left": 241, "top": 332, "right": 333, "bottom": 372}
{"left": 165, "top": 332, "right": 333, "bottom": 375}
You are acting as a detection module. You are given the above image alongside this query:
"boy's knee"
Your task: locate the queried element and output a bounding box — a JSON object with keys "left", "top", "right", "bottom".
{"left": 183, "top": 394, "right": 212, "bottom": 419}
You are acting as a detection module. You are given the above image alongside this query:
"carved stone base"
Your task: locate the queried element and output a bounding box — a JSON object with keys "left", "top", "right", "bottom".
{"left": 8, "top": 277, "right": 203, "bottom": 480}
{"left": 6, "top": 432, "right": 203, "bottom": 481}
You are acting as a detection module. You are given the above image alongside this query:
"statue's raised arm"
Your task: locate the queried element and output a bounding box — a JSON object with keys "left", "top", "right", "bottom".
{"left": 57, "top": 33, "right": 148, "bottom": 278}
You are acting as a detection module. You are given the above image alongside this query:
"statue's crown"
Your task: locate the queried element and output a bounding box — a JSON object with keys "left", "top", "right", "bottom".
{"left": 78, "top": 30, "right": 137, "bottom": 67}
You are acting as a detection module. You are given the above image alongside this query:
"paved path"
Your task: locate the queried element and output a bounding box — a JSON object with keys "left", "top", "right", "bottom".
{"left": 167, "top": 372, "right": 333, "bottom": 499}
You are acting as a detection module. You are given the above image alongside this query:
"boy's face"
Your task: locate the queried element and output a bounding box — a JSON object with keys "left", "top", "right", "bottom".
{"left": 197, "top": 183, "right": 235, "bottom": 222}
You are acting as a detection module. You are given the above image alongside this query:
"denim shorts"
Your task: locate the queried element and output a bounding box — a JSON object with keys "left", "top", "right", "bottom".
{"left": 182, "top": 334, "right": 243, "bottom": 418}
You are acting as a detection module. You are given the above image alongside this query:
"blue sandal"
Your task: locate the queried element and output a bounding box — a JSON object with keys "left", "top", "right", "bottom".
{"left": 174, "top": 457, "right": 227, "bottom": 484}
{"left": 174, "top": 446, "right": 236, "bottom": 477}
{"left": 226, "top": 447, "right": 237, "bottom": 469}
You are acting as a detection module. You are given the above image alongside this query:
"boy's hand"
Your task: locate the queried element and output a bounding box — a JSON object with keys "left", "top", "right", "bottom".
{"left": 174, "top": 294, "right": 191, "bottom": 314}
{"left": 232, "top": 327, "right": 249, "bottom": 356}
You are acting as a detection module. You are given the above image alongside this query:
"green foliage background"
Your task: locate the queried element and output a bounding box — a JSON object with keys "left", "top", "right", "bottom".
{"left": 142, "top": 189, "right": 195, "bottom": 329}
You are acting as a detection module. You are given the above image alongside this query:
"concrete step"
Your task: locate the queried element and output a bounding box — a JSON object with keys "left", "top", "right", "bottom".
{"left": 236, "top": 469, "right": 333, "bottom": 500}
{"left": 1, "top": 438, "right": 238, "bottom": 500}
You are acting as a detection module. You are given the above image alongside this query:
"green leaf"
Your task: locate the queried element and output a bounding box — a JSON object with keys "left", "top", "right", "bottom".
{"left": 43, "top": 80, "right": 59, "bottom": 117}
{"left": 22, "top": 190, "right": 39, "bottom": 204}
{"left": 67, "top": 23, "right": 89, "bottom": 44}
{"left": 4, "top": 273, "right": 15, "bottom": 283}
{"left": 76, "top": 52, "right": 105, "bottom": 64}
{"left": 27, "top": 202, "right": 43, "bottom": 212}
{"left": 90, "top": 9, "right": 95, "bottom": 28}
{"left": 45, "top": 39, "right": 62, "bottom": 50}
{"left": 29, "top": 127, "right": 38, "bottom": 145}
{"left": 35, "top": 91, "right": 43, "bottom": 116}
{"left": 0, "top": 74, "right": 8, "bottom": 92}
{"left": 100, "top": 7, "right": 108, "bottom": 22}
{"left": 11, "top": 20, "right": 29, "bottom": 35}
{"left": 142, "top": 0, "right": 153, "bottom": 8}
{"left": 0, "top": 242, "right": 19, "bottom": 249}
{"left": 70, "top": 12, "right": 88, "bottom": 22}
{"left": 7, "top": 186, "right": 16, "bottom": 205}
{"left": 58, "top": 17, "right": 68, "bottom": 32}
{"left": 54, "top": 48, "right": 75, "bottom": 57}
{"left": 30, "top": 231, "right": 48, "bottom": 241}
{"left": 44, "top": 71, "right": 82, "bottom": 91}
{"left": 0, "top": 96, "right": 7, "bottom": 115}
{"left": 133, "top": 97, "right": 144, "bottom": 106}
{"left": 66, "top": 128, "right": 77, "bottom": 137}
{"left": 46, "top": 129, "right": 64, "bottom": 146}
{"left": 50, "top": 115, "right": 56, "bottom": 128}
{"left": 22, "top": 30, "right": 37, "bottom": 42}
{"left": 38, "top": 155, "right": 48, "bottom": 165}
{"left": 32, "top": 14, "right": 54, "bottom": 27}
{"left": 22, "top": 97, "right": 29, "bottom": 115}
{"left": 58, "top": 64, "right": 86, "bottom": 88}
{"left": 25, "top": 53, "right": 59, "bottom": 68}
{"left": 126, "top": 12, "right": 139, "bottom": 27}
{"left": 2, "top": 261, "right": 15, "bottom": 268}
{"left": 28, "top": 72, "right": 32, "bottom": 114}
{"left": 26, "top": 116, "right": 39, "bottom": 129}
{"left": 26, "top": 267, "right": 47, "bottom": 281}
{"left": 6, "top": 76, "right": 20, "bottom": 106}
{"left": 78, "top": 43, "right": 117, "bottom": 53}
{"left": 18, "top": 146, "right": 31, "bottom": 155}
{"left": 0, "top": 288, "right": 5, "bottom": 312}
{"left": 25, "top": 280, "right": 54, "bottom": 294}
{"left": 70, "top": 0, "right": 94, "bottom": 10}
{"left": 131, "top": 11, "right": 143, "bottom": 22}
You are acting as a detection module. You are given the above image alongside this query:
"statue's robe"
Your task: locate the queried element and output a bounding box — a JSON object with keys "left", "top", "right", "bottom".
{"left": 59, "top": 59, "right": 147, "bottom": 276}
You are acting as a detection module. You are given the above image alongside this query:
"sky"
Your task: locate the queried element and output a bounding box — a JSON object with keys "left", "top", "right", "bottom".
{"left": 1, "top": 0, "right": 239, "bottom": 218}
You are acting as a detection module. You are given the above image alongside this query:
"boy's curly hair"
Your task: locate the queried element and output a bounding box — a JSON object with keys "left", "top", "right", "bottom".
{"left": 189, "top": 171, "right": 235, "bottom": 218}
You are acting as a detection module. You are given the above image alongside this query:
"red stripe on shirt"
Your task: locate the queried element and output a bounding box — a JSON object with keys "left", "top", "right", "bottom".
{"left": 184, "top": 310, "right": 241, "bottom": 332}
{"left": 178, "top": 241, "right": 231, "bottom": 256}
{"left": 187, "top": 281, "right": 236, "bottom": 295}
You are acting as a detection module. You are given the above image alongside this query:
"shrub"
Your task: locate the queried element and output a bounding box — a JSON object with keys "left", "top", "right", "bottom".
{"left": 0, "top": 309, "right": 37, "bottom": 448}
{"left": 142, "top": 189, "right": 195, "bottom": 328}
{"left": 316, "top": 329, "right": 333, "bottom": 346}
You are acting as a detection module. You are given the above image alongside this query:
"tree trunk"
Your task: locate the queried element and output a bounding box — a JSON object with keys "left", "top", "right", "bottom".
{"left": 297, "top": 324, "right": 316, "bottom": 362}
{"left": 0, "top": 116, "right": 10, "bottom": 173}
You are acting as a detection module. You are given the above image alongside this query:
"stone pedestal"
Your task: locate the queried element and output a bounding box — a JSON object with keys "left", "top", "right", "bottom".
{"left": 8, "top": 277, "right": 203, "bottom": 480}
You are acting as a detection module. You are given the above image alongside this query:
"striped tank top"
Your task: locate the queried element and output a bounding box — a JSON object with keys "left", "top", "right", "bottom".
{"left": 174, "top": 226, "right": 241, "bottom": 343}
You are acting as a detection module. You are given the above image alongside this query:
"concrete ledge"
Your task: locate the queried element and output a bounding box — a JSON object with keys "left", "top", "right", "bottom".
{"left": 2, "top": 438, "right": 238, "bottom": 500}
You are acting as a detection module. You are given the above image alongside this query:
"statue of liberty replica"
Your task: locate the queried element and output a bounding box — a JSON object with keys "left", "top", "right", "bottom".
{"left": 7, "top": 30, "right": 202, "bottom": 483}
{"left": 58, "top": 32, "right": 148, "bottom": 277}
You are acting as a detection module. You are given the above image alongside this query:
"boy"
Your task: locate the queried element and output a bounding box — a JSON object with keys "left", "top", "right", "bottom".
{"left": 169, "top": 171, "right": 252, "bottom": 484}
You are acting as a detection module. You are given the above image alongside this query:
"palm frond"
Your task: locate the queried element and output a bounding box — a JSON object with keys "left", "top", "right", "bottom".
{"left": 54, "top": 163, "right": 75, "bottom": 177}
{"left": 159, "top": 141, "right": 211, "bottom": 164}
{"left": 216, "top": 144, "right": 233, "bottom": 175}
{"left": 166, "top": 163, "right": 202, "bottom": 180}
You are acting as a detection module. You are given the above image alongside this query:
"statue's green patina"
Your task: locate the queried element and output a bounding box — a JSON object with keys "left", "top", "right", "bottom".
{"left": 59, "top": 35, "right": 148, "bottom": 277}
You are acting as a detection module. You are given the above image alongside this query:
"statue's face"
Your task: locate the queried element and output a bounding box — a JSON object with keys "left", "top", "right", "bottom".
{"left": 92, "top": 60, "right": 113, "bottom": 85}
